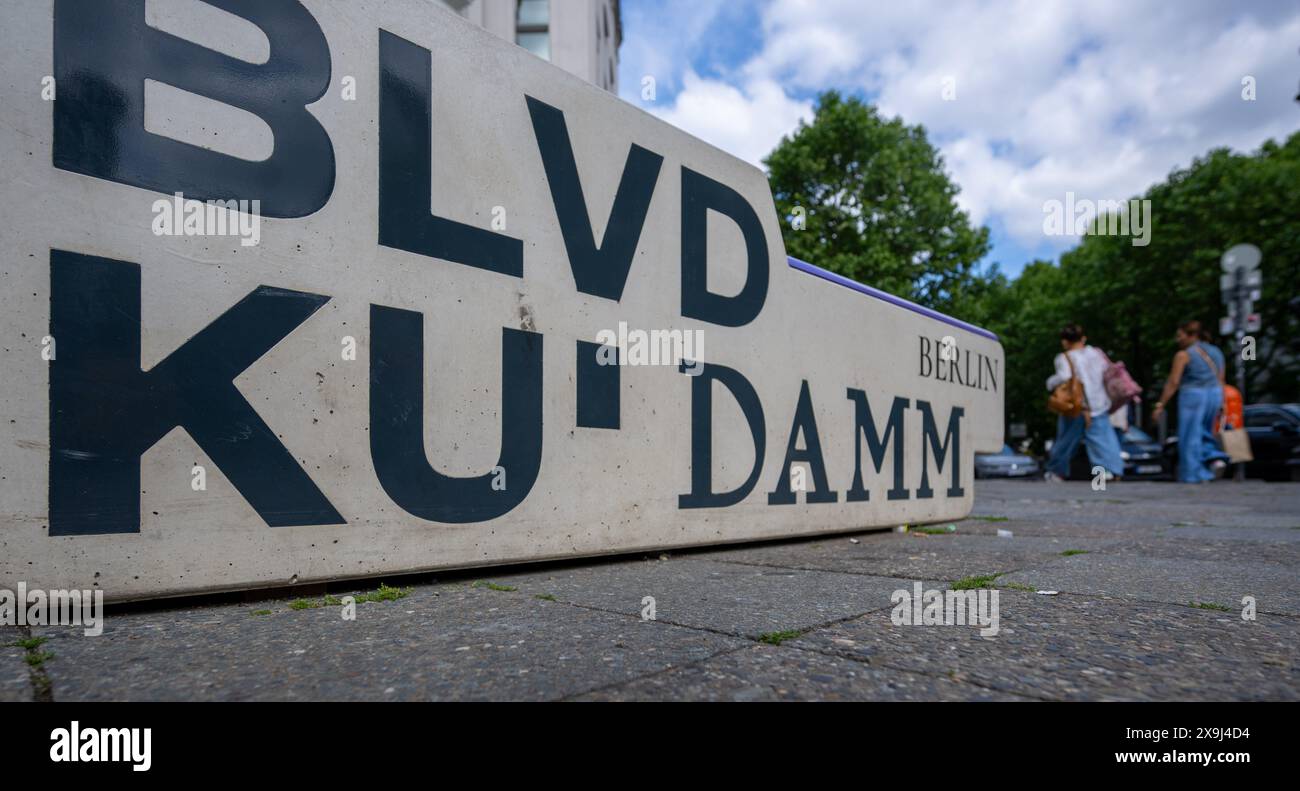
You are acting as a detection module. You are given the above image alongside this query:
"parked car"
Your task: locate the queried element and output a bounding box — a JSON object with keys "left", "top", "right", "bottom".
{"left": 1243, "top": 404, "right": 1300, "bottom": 481}
{"left": 975, "top": 444, "right": 1041, "bottom": 479}
{"left": 1162, "top": 403, "right": 1300, "bottom": 482}
{"left": 1069, "top": 425, "right": 1170, "bottom": 480}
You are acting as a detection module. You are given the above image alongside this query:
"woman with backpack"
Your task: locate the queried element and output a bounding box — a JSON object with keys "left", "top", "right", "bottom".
{"left": 1043, "top": 324, "right": 1125, "bottom": 482}
{"left": 1151, "top": 320, "right": 1230, "bottom": 483}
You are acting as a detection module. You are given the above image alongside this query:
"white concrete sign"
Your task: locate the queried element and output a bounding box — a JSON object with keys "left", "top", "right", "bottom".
{"left": 0, "top": 0, "right": 1004, "bottom": 600}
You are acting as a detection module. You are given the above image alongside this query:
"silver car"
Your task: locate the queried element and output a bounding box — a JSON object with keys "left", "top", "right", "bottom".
{"left": 974, "top": 444, "right": 1041, "bottom": 479}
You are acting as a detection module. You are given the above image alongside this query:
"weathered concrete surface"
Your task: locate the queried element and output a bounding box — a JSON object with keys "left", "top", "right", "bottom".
{"left": 691, "top": 533, "right": 1128, "bottom": 580}
{"left": 999, "top": 555, "right": 1300, "bottom": 616}
{"left": 494, "top": 559, "right": 947, "bottom": 639}
{"left": 34, "top": 587, "right": 744, "bottom": 702}
{"left": 0, "top": 626, "right": 33, "bottom": 702}
{"left": 574, "top": 644, "right": 1032, "bottom": 701}
{"left": 1, "top": 0, "right": 1003, "bottom": 602}
{"left": 794, "top": 593, "right": 1300, "bottom": 701}
{"left": 28, "top": 479, "right": 1300, "bottom": 701}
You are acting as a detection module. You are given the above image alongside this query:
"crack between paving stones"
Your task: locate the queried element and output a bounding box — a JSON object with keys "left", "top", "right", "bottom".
{"left": 701, "top": 555, "right": 1300, "bottom": 623}
{"left": 546, "top": 596, "right": 912, "bottom": 700}
{"left": 709, "top": 556, "right": 1300, "bottom": 622}
{"left": 15, "top": 626, "right": 54, "bottom": 702}
{"left": 1013, "top": 589, "right": 1300, "bottom": 620}
{"left": 556, "top": 644, "right": 753, "bottom": 701}
{"left": 553, "top": 589, "right": 905, "bottom": 644}
{"left": 538, "top": 595, "right": 811, "bottom": 643}
{"left": 703, "top": 555, "right": 1047, "bottom": 587}
{"left": 776, "top": 640, "right": 1054, "bottom": 701}
{"left": 513, "top": 570, "right": 1128, "bottom": 702}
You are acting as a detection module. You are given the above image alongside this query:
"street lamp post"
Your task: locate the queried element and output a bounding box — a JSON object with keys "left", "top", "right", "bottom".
{"left": 1219, "top": 244, "right": 1263, "bottom": 482}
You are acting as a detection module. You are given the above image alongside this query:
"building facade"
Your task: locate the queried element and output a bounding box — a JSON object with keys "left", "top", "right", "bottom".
{"left": 441, "top": 0, "right": 620, "bottom": 93}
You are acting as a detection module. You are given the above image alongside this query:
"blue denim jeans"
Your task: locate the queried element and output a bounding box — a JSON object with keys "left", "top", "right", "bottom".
{"left": 1046, "top": 413, "right": 1124, "bottom": 478}
{"left": 1177, "top": 385, "right": 1229, "bottom": 482}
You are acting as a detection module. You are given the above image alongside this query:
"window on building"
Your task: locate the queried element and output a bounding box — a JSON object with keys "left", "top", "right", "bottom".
{"left": 517, "top": 0, "right": 550, "bottom": 61}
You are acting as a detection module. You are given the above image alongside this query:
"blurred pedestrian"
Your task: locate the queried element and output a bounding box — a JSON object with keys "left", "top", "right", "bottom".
{"left": 1151, "top": 320, "right": 1229, "bottom": 482}
{"left": 1043, "top": 324, "right": 1124, "bottom": 482}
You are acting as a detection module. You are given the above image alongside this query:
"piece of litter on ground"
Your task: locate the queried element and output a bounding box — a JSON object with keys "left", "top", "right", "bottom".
{"left": 848, "top": 538, "right": 859, "bottom": 544}
{"left": 1036, "top": 590, "right": 1059, "bottom": 595}
{"left": 997, "top": 528, "right": 1013, "bottom": 538}
{"left": 895, "top": 524, "right": 908, "bottom": 533}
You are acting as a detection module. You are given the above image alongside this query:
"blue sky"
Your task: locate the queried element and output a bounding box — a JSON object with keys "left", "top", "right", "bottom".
{"left": 617, "top": 0, "right": 1300, "bottom": 279}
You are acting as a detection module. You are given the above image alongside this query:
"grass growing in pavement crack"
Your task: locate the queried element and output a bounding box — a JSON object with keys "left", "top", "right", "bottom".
{"left": 968, "top": 515, "right": 1010, "bottom": 522}
{"left": 25, "top": 650, "right": 55, "bottom": 668}
{"left": 1189, "top": 601, "right": 1231, "bottom": 611}
{"left": 1060, "top": 549, "right": 1089, "bottom": 557}
{"left": 352, "top": 583, "right": 412, "bottom": 603}
{"left": 274, "top": 583, "right": 412, "bottom": 613}
{"left": 913, "top": 525, "right": 956, "bottom": 535}
{"left": 757, "top": 629, "right": 805, "bottom": 646}
{"left": 534, "top": 593, "right": 557, "bottom": 601}
{"left": 13, "top": 628, "right": 54, "bottom": 702}
{"left": 289, "top": 593, "right": 350, "bottom": 610}
{"left": 950, "top": 573, "right": 1005, "bottom": 590}
{"left": 471, "top": 581, "right": 518, "bottom": 592}
{"left": 251, "top": 609, "right": 272, "bottom": 616}
{"left": 14, "top": 635, "right": 54, "bottom": 668}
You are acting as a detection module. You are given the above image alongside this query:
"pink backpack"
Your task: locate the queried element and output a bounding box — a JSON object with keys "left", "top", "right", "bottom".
{"left": 1100, "top": 350, "right": 1142, "bottom": 413}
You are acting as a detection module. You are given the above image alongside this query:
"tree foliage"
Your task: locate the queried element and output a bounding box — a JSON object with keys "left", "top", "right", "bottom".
{"left": 766, "top": 90, "right": 1300, "bottom": 449}
{"left": 765, "top": 91, "right": 991, "bottom": 315}
{"left": 975, "top": 132, "right": 1300, "bottom": 446}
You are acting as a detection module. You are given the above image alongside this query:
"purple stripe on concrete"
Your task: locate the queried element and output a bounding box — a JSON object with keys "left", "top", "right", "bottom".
{"left": 787, "top": 256, "right": 1000, "bottom": 342}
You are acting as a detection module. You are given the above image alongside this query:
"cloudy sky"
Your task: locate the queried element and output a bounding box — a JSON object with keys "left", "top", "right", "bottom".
{"left": 617, "top": 0, "right": 1300, "bottom": 277}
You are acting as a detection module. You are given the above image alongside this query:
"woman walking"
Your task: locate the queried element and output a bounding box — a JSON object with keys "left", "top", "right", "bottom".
{"left": 1043, "top": 324, "right": 1124, "bottom": 482}
{"left": 1151, "top": 321, "right": 1229, "bottom": 483}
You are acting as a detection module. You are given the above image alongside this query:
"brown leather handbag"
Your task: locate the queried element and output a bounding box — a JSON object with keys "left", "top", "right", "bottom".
{"left": 1047, "top": 350, "right": 1087, "bottom": 419}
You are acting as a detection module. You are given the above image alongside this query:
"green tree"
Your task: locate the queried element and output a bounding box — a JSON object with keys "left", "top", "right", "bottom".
{"left": 962, "top": 262, "right": 1069, "bottom": 446}
{"left": 979, "top": 131, "right": 1300, "bottom": 448}
{"left": 765, "top": 91, "right": 991, "bottom": 315}
{"left": 1059, "top": 134, "right": 1300, "bottom": 404}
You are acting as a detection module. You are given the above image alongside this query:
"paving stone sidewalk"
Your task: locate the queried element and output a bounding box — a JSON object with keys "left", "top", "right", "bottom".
{"left": 8, "top": 480, "right": 1299, "bottom": 701}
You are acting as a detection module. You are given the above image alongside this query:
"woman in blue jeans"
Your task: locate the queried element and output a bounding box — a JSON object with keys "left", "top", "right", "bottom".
{"left": 1152, "top": 321, "right": 1229, "bottom": 483}
{"left": 1043, "top": 324, "right": 1125, "bottom": 481}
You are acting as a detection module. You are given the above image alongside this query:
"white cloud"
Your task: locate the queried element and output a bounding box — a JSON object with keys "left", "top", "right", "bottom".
{"left": 616, "top": 0, "right": 732, "bottom": 101}
{"left": 627, "top": 0, "right": 1300, "bottom": 252}
{"left": 649, "top": 71, "right": 813, "bottom": 169}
